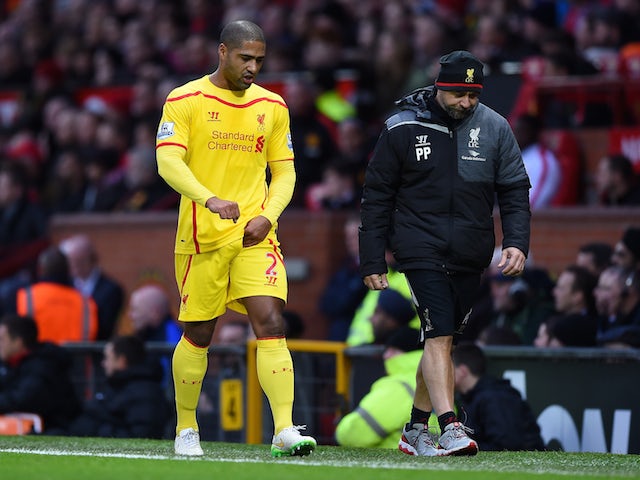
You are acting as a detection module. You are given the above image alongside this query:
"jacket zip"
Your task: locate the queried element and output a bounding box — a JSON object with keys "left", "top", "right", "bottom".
{"left": 444, "top": 127, "right": 455, "bottom": 272}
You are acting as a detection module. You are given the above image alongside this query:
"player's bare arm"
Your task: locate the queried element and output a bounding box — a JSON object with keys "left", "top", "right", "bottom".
{"left": 243, "top": 215, "right": 271, "bottom": 247}
{"left": 205, "top": 196, "right": 240, "bottom": 222}
{"left": 363, "top": 273, "right": 389, "bottom": 290}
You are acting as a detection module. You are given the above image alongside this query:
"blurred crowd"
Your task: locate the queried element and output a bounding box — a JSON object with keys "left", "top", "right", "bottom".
{"left": 1, "top": 0, "right": 640, "bottom": 343}
{"left": 1, "top": 0, "right": 640, "bottom": 217}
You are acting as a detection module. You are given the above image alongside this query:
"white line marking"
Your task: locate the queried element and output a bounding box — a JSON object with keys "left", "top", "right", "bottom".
{"left": 0, "top": 447, "right": 426, "bottom": 470}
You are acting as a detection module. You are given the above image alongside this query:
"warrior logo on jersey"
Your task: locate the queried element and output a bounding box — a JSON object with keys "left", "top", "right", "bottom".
{"left": 257, "top": 113, "right": 266, "bottom": 132}
{"left": 157, "top": 122, "right": 175, "bottom": 140}
{"left": 414, "top": 134, "right": 431, "bottom": 162}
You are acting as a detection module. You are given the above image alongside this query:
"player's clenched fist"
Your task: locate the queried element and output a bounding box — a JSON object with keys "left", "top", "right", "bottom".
{"left": 206, "top": 196, "right": 240, "bottom": 223}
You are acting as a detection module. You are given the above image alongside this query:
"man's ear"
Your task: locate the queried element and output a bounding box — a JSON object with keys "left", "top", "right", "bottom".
{"left": 456, "top": 363, "right": 471, "bottom": 378}
{"left": 114, "top": 354, "right": 128, "bottom": 370}
{"left": 13, "top": 335, "right": 27, "bottom": 352}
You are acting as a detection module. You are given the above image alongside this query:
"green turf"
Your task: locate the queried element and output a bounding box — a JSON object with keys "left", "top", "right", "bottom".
{"left": 0, "top": 436, "right": 638, "bottom": 480}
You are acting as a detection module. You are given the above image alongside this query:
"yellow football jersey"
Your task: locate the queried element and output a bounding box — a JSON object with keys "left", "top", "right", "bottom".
{"left": 156, "top": 75, "right": 295, "bottom": 254}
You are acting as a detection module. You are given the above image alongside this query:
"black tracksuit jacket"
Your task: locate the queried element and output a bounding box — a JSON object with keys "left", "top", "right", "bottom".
{"left": 458, "top": 375, "right": 545, "bottom": 451}
{"left": 0, "top": 343, "right": 81, "bottom": 432}
{"left": 359, "top": 87, "right": 531, "bottom": 277}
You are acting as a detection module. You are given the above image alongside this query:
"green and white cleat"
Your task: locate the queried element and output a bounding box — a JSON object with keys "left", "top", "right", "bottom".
{"left": 270, "top": 425, "right": 317, "bottom": 457}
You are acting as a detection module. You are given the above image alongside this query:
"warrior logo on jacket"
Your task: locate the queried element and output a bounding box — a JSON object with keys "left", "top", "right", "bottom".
{"left": 414, "top": 135, "right": 431, "bottom": 162}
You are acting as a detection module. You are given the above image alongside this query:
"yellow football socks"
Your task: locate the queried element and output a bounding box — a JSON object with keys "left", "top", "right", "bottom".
{"left": 173, "top": 335, "right": 208, "bottom": 434}
{"left": 256, "top": 337, "right": 294, "bottom": 434}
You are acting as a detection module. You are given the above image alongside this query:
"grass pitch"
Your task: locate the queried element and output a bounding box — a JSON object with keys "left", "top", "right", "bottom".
{"left": 1, "top": 436, "right": 638, "bottom": 480}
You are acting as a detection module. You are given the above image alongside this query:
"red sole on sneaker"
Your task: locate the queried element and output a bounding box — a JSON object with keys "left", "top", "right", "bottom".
{"left": 441, "top": 442, "right": 479, "bottom": 457}
{"left": 398, "top": 438, "right": 417, "bottom": 456}
{"left": 398, "top": 445, "right": 417, "bottom": 456}
{"left": 399, "top": 439, "right": 448, "bottom": 457}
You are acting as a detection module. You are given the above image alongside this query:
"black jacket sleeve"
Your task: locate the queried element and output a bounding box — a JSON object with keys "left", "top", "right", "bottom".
{"left": 495, "top": 124, "right": 531, "bottom": 256}
{"left": 359, "top": 126, "right": 403, "bottom": 277}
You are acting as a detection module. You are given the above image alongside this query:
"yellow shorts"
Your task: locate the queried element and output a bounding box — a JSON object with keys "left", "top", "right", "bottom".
{"left": 175, "top": 234, "right": 288, "bottom": 321}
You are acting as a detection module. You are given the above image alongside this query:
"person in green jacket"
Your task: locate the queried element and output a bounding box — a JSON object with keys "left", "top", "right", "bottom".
{"left": 335, "top": 326, "right": 438, "bottom": 448}
{"left": 346, "top": 251, "right": 420, "bottom": 346}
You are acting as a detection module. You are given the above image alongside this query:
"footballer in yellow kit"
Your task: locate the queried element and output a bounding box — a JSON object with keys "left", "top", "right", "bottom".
{"left": 156, "top": 20, "right": 316, "bottom": 458}
{"left": 156, "top": 74, "right": 295, "bottom": 320}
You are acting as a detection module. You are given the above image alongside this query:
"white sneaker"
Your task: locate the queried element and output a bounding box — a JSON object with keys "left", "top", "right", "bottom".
{"left": 271, "top": 425, "right": 317, "bottom": 457}
{"left": 398, "top": 423, "right": 444, "bottom": 456}
{"left": 175, "top": 428, "right": 204, "bottom": 456}
{"left": 438, "top": 421, "right": 479, "bottom": 456}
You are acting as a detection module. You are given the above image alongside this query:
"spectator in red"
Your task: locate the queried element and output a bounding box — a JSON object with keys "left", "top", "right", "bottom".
{"left": 513, "top": 114, "right": 562, "bottom": 209}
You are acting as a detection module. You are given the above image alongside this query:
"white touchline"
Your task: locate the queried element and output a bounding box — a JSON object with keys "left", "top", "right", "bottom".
{"left": 0, "top": 447, "right": 418, "bottom": 470}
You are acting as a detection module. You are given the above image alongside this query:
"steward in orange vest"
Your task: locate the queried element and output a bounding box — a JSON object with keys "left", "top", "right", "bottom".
{"left": 16, "top": 246, "right": 98, "bottom": 344}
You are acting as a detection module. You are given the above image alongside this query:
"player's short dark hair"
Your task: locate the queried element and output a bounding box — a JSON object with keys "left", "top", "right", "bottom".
{"left": 220, "top": 20, "right": 264, "bottom": 50}
{"left": 0, "top": 314, "right": 39, "bottom": 349}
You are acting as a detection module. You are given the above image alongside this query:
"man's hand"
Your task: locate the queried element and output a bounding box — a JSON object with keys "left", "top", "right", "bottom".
{"left": 498, "top": 247, "right": 527, "bottom": 276}
{"left": 205, "top": 197, "right": 240, "bottom": 223}
{"left": 243, "top": 216, "right": 271, "bottom": 247}
{"left": 363, "top": 273, "right": 389, "bottom": 290}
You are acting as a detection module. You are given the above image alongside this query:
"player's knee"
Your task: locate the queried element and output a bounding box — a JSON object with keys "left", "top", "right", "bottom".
{"left": 252, "top": 311, "right": 286, "bottom": 338}
{"left": 183, "top": 320, "right": 216, "bottom": 347}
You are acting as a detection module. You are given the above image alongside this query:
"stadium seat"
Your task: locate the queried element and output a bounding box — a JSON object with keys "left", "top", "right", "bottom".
{"left": 0, "top": 413, "right": 43, "bottom": 435}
